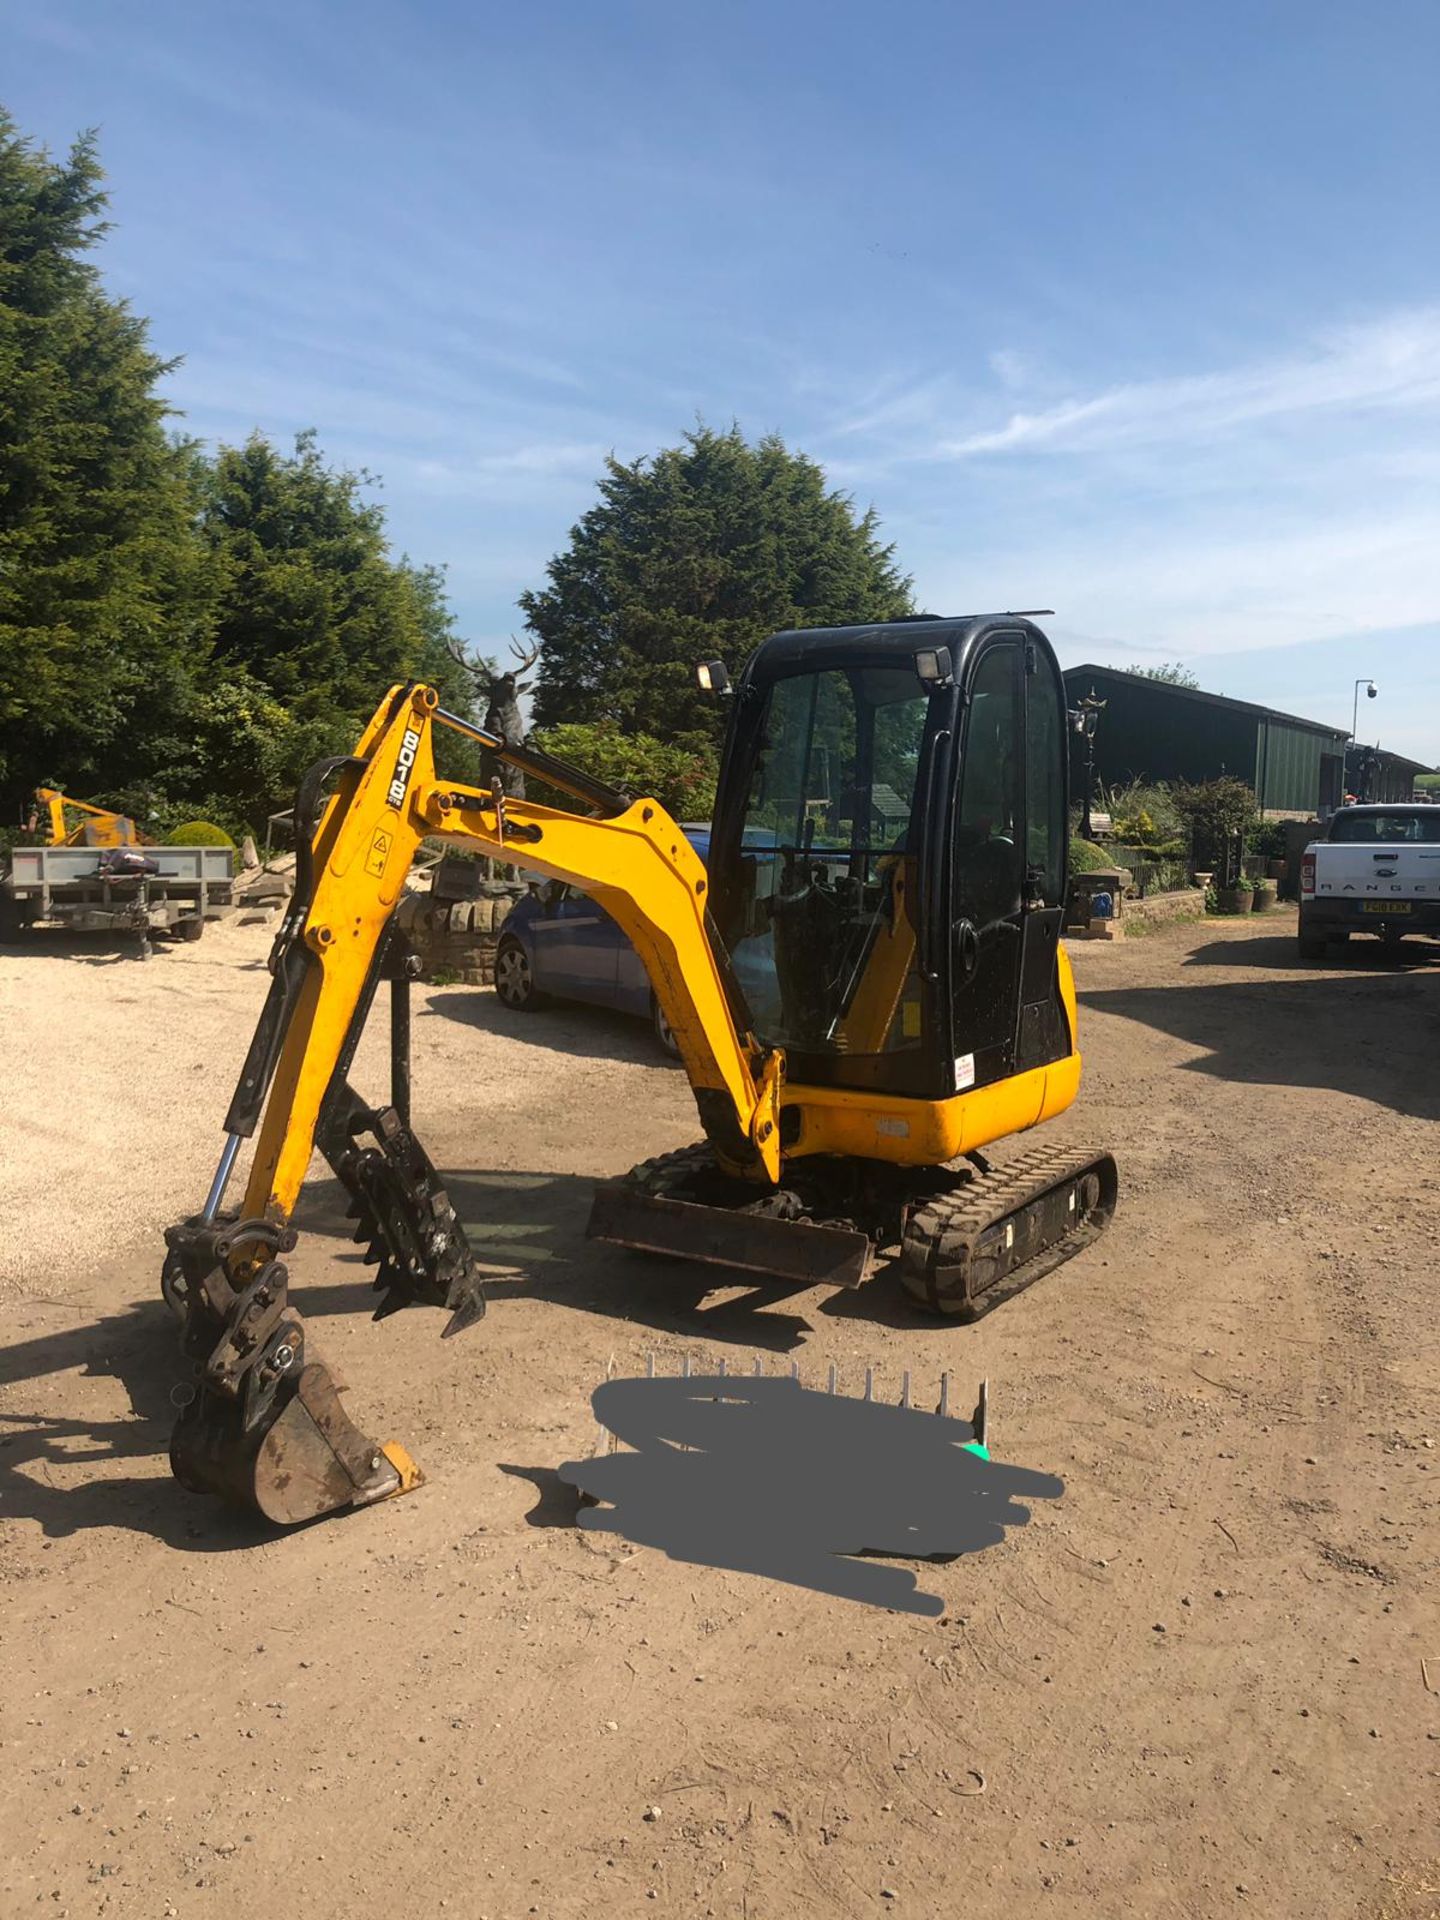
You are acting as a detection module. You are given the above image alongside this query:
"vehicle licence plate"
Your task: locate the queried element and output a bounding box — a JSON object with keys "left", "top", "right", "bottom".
{"left": 1361, "top": 901, "right": 1410, "bottom": 914}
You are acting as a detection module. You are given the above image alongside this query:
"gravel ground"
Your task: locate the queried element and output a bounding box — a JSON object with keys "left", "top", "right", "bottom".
{"left": 0, "top": 917, "right": 693, "bottom": 1291}
{"left": 2, "top": 911, "right": 1438, "bottom": 1920}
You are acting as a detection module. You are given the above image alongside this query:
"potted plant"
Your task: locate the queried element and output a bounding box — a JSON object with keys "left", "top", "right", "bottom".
{"left": 1251, "top": 875, "right": 1278, "bottom": 913}
{"left": 1216, "top": 875, "right": 1253, "bottom": 913}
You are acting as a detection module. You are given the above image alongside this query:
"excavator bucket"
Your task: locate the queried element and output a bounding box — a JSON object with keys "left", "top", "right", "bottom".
{"left": 171, "top": 1363, "right": 421, "bottom": 1527}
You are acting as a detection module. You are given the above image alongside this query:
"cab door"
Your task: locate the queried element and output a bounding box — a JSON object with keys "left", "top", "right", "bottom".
{"left": 951, "top": 640, "right": 1025, "bottom": 1090}
{"left": 1015, "top": 641, "right": 1071, "bottom": 1071}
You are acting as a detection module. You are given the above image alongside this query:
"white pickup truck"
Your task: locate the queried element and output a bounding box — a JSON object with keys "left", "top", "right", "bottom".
{"left": 1298, "top": 804, "right": 1440, "bottom": 958}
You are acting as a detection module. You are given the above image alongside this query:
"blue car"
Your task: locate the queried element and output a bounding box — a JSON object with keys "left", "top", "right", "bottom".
{"left": 493, "top": 826, "right": 712, "bottom": 1056}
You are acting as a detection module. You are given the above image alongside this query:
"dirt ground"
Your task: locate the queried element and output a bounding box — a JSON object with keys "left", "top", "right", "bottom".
{"left": 2, "top": 911, "right": 1438, "bottom": 1920}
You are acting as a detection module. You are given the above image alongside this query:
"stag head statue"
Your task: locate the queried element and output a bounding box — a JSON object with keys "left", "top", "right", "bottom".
{"left": 445, "top": 634, "right": 541, "bottom": 796}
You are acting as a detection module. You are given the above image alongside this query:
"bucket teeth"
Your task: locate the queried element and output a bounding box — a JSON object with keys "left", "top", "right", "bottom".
{"left": 584, "top": 1354, "right": 989, "bottom": 1458}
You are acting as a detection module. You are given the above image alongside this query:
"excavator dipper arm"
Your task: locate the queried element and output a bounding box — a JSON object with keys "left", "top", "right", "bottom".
{"left": 162, "top": 683, "right": 782, "bottom": 1525}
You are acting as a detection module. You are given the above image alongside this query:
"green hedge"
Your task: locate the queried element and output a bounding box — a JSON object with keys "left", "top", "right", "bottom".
{"left": 1069, "top": 836, "right": 1111, "bottom": 873}
{"left": 167, "top": 820, "right": 236, "bottom": 848}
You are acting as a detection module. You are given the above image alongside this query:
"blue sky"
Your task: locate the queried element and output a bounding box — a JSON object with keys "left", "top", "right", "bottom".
{"left": 7, "top": 0, "right": 1439, "bottom": 759}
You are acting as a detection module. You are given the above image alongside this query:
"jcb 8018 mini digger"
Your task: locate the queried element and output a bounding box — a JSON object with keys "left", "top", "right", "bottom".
{"left": 162, "top": 615, "right": 1116, "bottom": 1523}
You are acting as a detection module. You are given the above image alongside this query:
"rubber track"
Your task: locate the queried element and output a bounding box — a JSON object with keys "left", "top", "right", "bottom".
{"left": 901, "top": 1141, "right": 1117, "bottom": 1319}
{"left": 626, "top": 1141, "right": 718, "bottom": 1198}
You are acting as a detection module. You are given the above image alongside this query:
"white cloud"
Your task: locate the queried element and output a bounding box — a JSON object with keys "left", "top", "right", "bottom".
{"left": 397, "top": 444, "right": 610, "bottom": 496}
{"left": 938, "top": 308, "right": 1440, "bottom": 458}
{"left": 917, "top": 509, "right": 1440, "bottom": 660}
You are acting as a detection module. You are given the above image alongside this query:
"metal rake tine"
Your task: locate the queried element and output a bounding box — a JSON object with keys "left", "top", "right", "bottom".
{"left": 682, "top": 1353, "right": 691, "bottom": 1380}
{"left": 900, "top": 1369, "right": 911, "bottom": 1410}
{"left": 940, "top": 1372, "right": 951, "bottom": 1419}
{"left": 790, "top": 1359, "right": 800, "bottom": 1382}
{"left": 592, "top": 1351, "right": 616, "bottom": 1455}
{"left": 827, "top": 1362, "right": 838, "bottom": 1395}
{"left": 646, "top": 1351, "right": 655, "bottom": 1379}
{"left": 753, "top": 1355, "right": 764, "bottom": 1376}
{"left": 863, "top": 1365, "right": 874, "bottom": 1402}
{"left": 717, "top": 1356, "right": 727, "bottom": 1379}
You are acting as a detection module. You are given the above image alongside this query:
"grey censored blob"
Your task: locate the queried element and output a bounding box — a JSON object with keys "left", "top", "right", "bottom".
{"left": 556, "top": 1374, "right": 1063, "bottom": 1616}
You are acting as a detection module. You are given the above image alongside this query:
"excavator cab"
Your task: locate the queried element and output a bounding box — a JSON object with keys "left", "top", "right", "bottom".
{"left": 160, "top": 616, "right": 1114, "bottom": 1526}
{"left": 707, "top": 618, "right": 1072, "bottom": 1103}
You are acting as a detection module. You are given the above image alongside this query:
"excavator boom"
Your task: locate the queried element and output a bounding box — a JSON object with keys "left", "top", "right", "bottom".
{"left": 163, "top": 683, "right": 784, "bottom": 1524}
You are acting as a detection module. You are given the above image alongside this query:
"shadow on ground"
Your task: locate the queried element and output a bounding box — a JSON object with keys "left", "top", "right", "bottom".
{"left": 1, "top": 929, "right": 270, "bottom": 969}
{"left": 424, "top": 984, "right": 679, "bottom": 1068}
{"left": 0, "top": 929, "right": 185, "bottom": 965}
{"left": 510, "top": 1374, "right": 1063, "bottom": 1616}
{"left": 3, "top": 1166, "right": 941, "bottom": 1548}
{"left": 1080, "top": 965, "right": 1440, "bottom": 1121}
{"left": 1179, "top": 931, "right": 1440, "bottom": 972}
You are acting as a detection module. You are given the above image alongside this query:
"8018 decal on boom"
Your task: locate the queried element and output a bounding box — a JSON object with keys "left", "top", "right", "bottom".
{"left": 387, "top": 727, "right": 422, "bottom": 809}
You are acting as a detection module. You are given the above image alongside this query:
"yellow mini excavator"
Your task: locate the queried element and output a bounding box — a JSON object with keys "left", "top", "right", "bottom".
{"left": 161, "top": 614, "right": 1116, "bottom": 1524}
{"left": 30, "top": 788, "right": 142, "bottom": 848}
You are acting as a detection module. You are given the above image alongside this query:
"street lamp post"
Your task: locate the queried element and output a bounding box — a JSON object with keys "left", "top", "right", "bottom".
{"left": 1071, "top": 690, "right": 1106, "bottom": 840}
{"left": 1351, "top": 677, "right": 1377, "bottom": 743}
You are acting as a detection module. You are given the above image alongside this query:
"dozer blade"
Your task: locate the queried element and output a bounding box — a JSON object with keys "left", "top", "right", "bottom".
{"left": 171, "top": 1362, "right": 422, "bottom": 1527}
{"left": 587, "top": 1182, "right": 873, "bottom": 1290}
{"left": 901, "top": 1143, "right": 1119, "bottom": 1319}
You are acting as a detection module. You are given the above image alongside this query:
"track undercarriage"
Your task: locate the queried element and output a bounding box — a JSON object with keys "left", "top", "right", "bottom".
{"left": 587, "top": 1138, "right": 1118, "bottom": 1318}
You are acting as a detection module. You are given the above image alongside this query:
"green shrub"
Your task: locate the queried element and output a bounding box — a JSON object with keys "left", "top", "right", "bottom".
{"left": 1108, "top": 779, "right": 1184, "bottom": 854}
{"left": 1069, "top": 836, "right": 1111, "bottom": 873}
{"left": 1172, "top": 775, "right": 1256, "bottom": 885}
{"left": 1246, "top": 819, "right": 1287, "bottom": 859}
{"left": 167, "top": 820, "right": 236, "bottom": 848}
{"left": 528, "top": 720, "right": 718, "bottom": 820}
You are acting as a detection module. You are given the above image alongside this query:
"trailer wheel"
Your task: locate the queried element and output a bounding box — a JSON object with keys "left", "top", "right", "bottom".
{"left": 0, "top": 888, "right": 33, "bottom": 942}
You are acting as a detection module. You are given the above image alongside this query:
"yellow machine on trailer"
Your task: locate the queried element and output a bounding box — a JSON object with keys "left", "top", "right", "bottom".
{"left": 161, "top": 614, "right": 1116, "bottom": 1524}
{"left": 30, "top": 788, "right": 142, "bottom": 848}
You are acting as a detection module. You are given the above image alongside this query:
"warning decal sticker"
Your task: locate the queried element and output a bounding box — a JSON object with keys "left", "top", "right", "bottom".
{"left": 365, "top": 827, "right": 392, "bottom": 879}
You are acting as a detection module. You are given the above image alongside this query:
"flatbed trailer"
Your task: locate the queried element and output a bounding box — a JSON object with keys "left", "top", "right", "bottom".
{"left": 1, "top": 844, "right": 236, "bottom": 949}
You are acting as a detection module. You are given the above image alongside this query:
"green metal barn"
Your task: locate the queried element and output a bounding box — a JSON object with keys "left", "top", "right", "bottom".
{"left": 1062, "top": 665, "right": 1350, "bottom": 818}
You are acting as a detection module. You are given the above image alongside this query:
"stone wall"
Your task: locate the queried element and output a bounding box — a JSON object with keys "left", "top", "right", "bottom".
{"left": 1123, "top": 887, "right": 1207, "bottom": 927}
{"left": 394, "top": 885, "right": 526, "bottom": 985}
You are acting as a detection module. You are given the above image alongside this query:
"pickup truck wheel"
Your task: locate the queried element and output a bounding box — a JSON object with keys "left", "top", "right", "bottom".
{"left": 494, "top": 935, "right": 543, "bottom": 1011}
